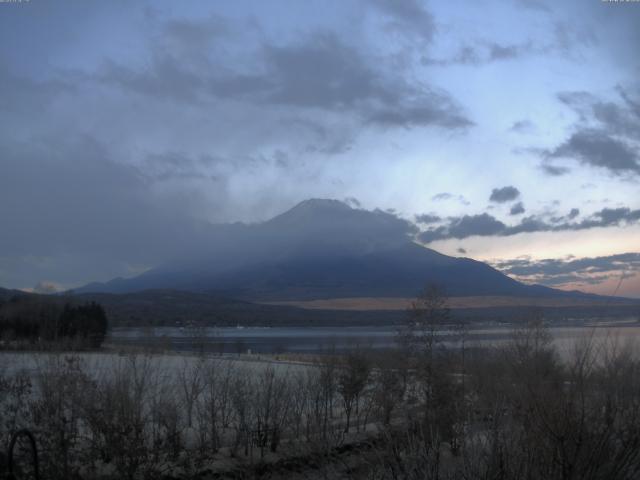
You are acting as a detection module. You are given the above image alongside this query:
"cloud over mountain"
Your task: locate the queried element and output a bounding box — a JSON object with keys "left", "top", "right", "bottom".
{"left": 419, "top": 206, "right": 640, "bottom": 243}
{"left": 492, "top": 252, "right": 640, "bottom": 289}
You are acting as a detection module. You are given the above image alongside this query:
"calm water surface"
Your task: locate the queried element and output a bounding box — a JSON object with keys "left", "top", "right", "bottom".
{"left": 107, "top": 319, "right": 640, "bottom": 354}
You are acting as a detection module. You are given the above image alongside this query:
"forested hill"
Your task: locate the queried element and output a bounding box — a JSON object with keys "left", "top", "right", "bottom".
{"left": 0, "top": 291, "right": 108, "bottom": 347}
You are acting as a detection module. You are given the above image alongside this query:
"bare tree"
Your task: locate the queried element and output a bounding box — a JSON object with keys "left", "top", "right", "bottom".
{"left": 229, "top": 367, "right": 253, "bottom": 457}
{"left": 82, "top": 355, "right": 157, "bottom": 480}
{"left": 253, "top": 366, "right": 292, "bottom": 456}
{"left": 288, "top": 371, "right": 310, "bottom": 440}
{"left": 0, "top": 362, "right": 32, "bottom": 455}
{"left": 400, "top": 284, "right": 450, "bottom": 359}
{"left": 373, "top": 365, "right": 406, "bottom": 426}
{"left": 398, "top": 284, "right": 460, "bottom": 443}
{"left": 31, "top": 354, "right": 93, "bottom": 480}
{"left": 196, "top": 359, "right": 235, "bottom": 455}
{"left": 337, "top": 350, "right": 371, "bottom": 433}
{"left": 178, "top": 357, "right": 204, "bottom": 428}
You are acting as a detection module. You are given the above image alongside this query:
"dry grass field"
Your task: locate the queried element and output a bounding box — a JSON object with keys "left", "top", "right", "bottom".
{"left": 264, "top": 295, "right": 634, "bottom": 311}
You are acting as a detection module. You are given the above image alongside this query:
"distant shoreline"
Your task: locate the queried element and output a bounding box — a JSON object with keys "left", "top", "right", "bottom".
{"left": 263, "top": 295, "right": 640, "bottom": 311}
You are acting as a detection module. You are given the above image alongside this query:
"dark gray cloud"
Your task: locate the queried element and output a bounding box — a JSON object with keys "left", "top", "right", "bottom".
{"left": 548, "top": 129, "right": 640, "bottom": 176}
{"left": 510, "top": 202, "right": 525, "bottom": 215}
{"left": 588, "top": 207, "right": 640, "bottom": 226}
{"left": 0, "top": 136, "right": 218, "bottom": 287}
{"left": 0, "top": 134, "right": 421, "bottom": 288}
{"left": 265, "top": 34, "right": 393, "bottom": 110}
{"left": 549, "top": 207, "right": 580, "bottom": 224}
{"left": 415, "top": 213, "right": 442, "bottom": 224}
{"left": 99, "top": 24, "right": 471, "bottom": 131}
{"left": 489, "top": 186, "right": 520, "bottom": 203}
{"left": 419, "top": 206, "right": 640, "bottom": 243}
{"left": 545, "top": 88, "right": 640, "bottom": 176}
{"left": 448, "top": 213, "right": 507, "bottom": 237}
{"left": 559, "top": 88, "right": 640, "bottom": 139}
{"left": 492, "top": 252, "right": 640, "bottom": 287}
{"left": 419, "top": 213, "right": 507, "bottom": 242}
{"left": 0, "top": 2, "right": 476, "bottom": 289}
{"left": 457, "top": 247, "right": 467, "bottom": 254}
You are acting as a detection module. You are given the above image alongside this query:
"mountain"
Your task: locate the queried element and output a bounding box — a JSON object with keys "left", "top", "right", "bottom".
{"left": 75, "top": 199, "right": 597, "bottom": 301}
{"left": 0, "top": 287, "right": 23, "bottom": 302}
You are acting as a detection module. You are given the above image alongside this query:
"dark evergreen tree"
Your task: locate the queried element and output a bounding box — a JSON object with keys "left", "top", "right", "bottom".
{"left": 0, "top": 296, "right": 108, "bottom": 348}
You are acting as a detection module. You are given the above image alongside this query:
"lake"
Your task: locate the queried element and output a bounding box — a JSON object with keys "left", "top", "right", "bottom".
{"left": 107, "top": 319, "right": 640, "bottom": 355}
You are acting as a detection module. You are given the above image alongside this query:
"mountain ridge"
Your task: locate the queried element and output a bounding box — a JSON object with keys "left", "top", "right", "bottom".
{"left": 73, "top": 199, "right": 611, "bottom": 301}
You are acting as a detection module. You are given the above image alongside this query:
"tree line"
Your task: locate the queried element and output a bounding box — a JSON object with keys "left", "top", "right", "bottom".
{"left": 0, "top": 295, "right": 108, "bottom": 348}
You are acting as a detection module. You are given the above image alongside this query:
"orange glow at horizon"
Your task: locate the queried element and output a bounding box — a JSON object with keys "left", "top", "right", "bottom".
{"left": 421, "top": 225, "right": 640, "bottom": 298}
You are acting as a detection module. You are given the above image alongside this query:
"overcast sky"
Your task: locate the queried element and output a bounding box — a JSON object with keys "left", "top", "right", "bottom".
{"left": 1, "top": 0, "right": 639, "bottom": 297}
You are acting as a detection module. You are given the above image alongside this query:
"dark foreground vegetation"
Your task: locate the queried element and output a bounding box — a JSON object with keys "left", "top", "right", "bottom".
{"left": 0, "top": 294, "right": 108, "bottom": 349}
{"left": 1, "top": 289, "right": 640, "bottom": 479}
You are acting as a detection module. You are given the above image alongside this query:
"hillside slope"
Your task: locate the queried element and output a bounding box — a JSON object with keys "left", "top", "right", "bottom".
{"left": 75, "top": 199, "right": 603, "bottom": 301}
